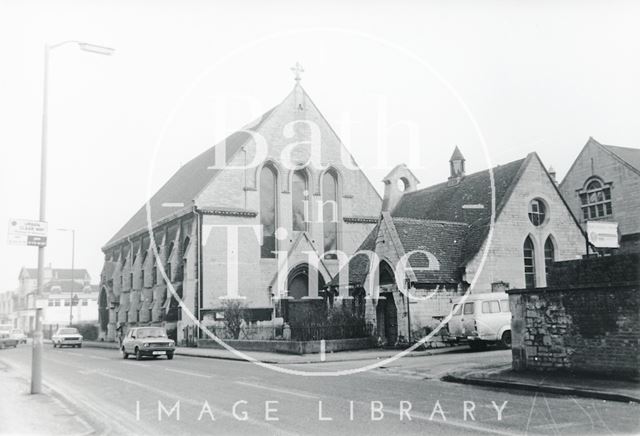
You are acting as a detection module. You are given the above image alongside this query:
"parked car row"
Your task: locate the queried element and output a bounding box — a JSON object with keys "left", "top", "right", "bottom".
{"left": 0, "top": 325, "right": 26, "bottom": 349}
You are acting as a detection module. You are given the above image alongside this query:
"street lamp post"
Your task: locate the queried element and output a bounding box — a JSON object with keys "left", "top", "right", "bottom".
{"left": 58, "top": 228, "right": 75, "bottom": 326}
{"left": 31, "top": 40, "right": 114, "bottom": 395}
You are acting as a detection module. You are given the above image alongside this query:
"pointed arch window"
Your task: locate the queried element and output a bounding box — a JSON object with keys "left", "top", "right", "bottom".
{"left": 323, "top": 171, "right": 338, "bottom": 259}
{"left": 579, "top": 178, "right": 612, "bottom": 220}
{"left": 544, "top": 237, "right": 555, "bottom": 283}
{"left": 523, "top": 236, "right": 536, "bottom": 288}
{"left": 260, "top": 165, "right": 278, "bottom": 258}
{"left": 292, "top": 170, "right": 308, "bottom": 232}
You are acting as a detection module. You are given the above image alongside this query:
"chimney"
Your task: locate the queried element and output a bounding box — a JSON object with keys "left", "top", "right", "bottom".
{"left": 448, "top": 146, "right": 466, "bottom": 185}
{"left": 382, "top": 164, "right": 420, "bottom": 212}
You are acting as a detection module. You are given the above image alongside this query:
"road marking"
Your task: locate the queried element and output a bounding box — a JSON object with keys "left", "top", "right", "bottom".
{"left": 86, "top": 354, "right": 109, "bottom": 360}
{"left": 235, "top": 381, "right": 319, "bottom": 400}
{"left": 320, "top": 339, "right": 326, "bottom": 361}
{"left": 122, "top": 361, "right": 151, "bottom": 368}
{"left": 164, "top": 367, "right": 212, "bottom": 378}
{"left": 384, "top": 408, "right": 521, "bottom": 436}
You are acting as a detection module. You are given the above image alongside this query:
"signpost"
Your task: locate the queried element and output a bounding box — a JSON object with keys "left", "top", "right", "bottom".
{"left": 586, "top": 221, "right": 619, "bottom": 248}
{"left": 7, "top": 219, "right": 48, "bottom": 247}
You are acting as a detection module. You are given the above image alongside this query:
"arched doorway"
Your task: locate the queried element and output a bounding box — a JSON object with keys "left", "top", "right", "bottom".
{"left": 286, "top": 263, "right": 326, "bottom": 299}
{"left": 377, "top": 261, "right": 398, "bottom": 345}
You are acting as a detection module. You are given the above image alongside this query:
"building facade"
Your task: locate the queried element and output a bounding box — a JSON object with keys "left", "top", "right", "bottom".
{"left": 560, "top": 137, "right": 640, "bottom": 253}
{"left": 333, "top": 149, "right": 587, "bottom": 345}
{"left": 99, "top": 82, "right": 382, "bottom": 343}
{"left": 10, "top": 266, "right": 95, "bottom": 331}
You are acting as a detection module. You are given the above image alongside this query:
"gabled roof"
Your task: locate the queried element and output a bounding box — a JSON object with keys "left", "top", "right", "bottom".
{"left": 104, "top": 103, "right": 277, "bottom": 248}
{"left": 392, "top": 156, "right": 527, "bottom": 225}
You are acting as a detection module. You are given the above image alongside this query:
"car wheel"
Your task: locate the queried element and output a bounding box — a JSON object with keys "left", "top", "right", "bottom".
{"left": 121, "top": 348, "right": 128, "bottom": 359}
{"left": 78, "top": 344, "right": 82, "bottom": 348}
{"left": 0, "top": 342, "right": 5, "bottom": 350}
{"left": 135, "top": 348, "right": 142, "bottom": 361}
{"left": 167, "top": 352, "right": 174, "bottom": 360}
{"left": 501, "top": 331, "right": 512, "bottom": 349}
{"left": 53, "top": 342, "right": 57, "bottom": 348}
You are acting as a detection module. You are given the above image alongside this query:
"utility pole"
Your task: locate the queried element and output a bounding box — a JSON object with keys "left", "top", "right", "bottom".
{"left": 31, "top": 41, "right": 114, "bottom": 395}
{"left": 58, "top": 228, "right": 75, "bottom": 326}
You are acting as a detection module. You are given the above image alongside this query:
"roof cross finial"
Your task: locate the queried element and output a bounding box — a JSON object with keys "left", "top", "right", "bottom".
{"left": 290, "top": 61, "right": 304, "bottom": 82}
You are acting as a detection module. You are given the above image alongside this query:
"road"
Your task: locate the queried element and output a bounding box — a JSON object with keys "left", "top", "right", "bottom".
{"left": 0, "top": 344, "right": 638, "bottom": 435}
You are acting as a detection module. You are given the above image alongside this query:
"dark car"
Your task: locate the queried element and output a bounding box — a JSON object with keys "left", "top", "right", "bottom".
{"left": 0, "top": 332, "right": 19, "bottom": 349}
{"left": 121, "top": 327, "right": 175, "bottom": 360}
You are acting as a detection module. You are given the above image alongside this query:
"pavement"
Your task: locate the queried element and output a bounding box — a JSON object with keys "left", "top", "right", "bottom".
{"left": 442, "top": 362, "right": 640, "bottom": 404}
{"left": 1, "top": 344, "right": 638, "bottom": 435}
{"left": 80, "top": 340, "right": 468, "bottom": 364}
{"left": 0, "top": 359, "right": 94, "bottom": 436}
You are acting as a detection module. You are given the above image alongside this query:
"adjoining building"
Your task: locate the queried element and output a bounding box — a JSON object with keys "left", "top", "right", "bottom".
{"left": 10, "top": 266, "right": 97, "bottom": 332}
{"left": 99, "top": 81, "right": 382, "bottom": 343}
{"left": 560, "top": 137, "right": 640, "bottom": 254}
{"left": 332, "top": 148, "right": 587, "bottom": 345}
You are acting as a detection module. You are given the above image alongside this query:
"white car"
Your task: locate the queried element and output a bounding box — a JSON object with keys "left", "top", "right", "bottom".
{"left": 52, "top": 327, "right": 83, "bottom": 348}
{"left": 10, "top": 328, "right": 27, "bottom": 344}
{"left": 447, "top": 292, "right": 511, "bottom": 350}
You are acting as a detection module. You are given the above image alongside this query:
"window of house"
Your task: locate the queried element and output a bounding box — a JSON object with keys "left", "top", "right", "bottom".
{"left": 129, "top": 273, "right": 133, "bottom": 289}
{"left": 482, "top": 300, "right": 500, "bottom": 313}
{"left": 523, "top": 236, "right": 536, "bottom": 288}
{"left": 141, "top": 269, "right": 145, "bottom": 287}
{"left": 292, "top": 170, "right": 308, "bottom": 232}
{"left": 322, "top": 171, "right": 338, "bottom": 259}
{"left": 152, "top": 264, "right": 157, "bottom": 286}
{"left": 579, "top": 178, "right": 612, "bottom": 220}
{"left": 260, "top": 165, "right": 278, "bottom": 258}
{"left": 82, "top": 299, "right": 88, "bottom": 306}
{"left": 463, "top": 302, "right": 475, "bottom": 315}
{"left": 48, "top": 300, "right": 54, "bottom": 307}
{"left": 528, "top": 199, "right": 546, "bottom": 226}
{"left": 64, "top": 299, "right": 70, "bottom": 307}
{"left": 54, "top": 299, "right": 60, "bottom": 307}
{"left": 544, "top": 237, "right": 555, "bottom": 283}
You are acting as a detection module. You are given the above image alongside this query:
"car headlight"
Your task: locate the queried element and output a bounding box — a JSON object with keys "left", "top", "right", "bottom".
{"left": 143, "top": 343, "right": 150, "bottom": 347}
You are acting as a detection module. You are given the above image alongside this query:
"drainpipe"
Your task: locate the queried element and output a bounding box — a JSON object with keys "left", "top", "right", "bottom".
{"left": 406, "top": 279, "right": 412, "bottom": 343}
{"left": 194, "top": 206, "right": 203, "bottom": 340}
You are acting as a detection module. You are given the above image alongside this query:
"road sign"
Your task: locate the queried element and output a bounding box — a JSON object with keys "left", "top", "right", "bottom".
{"left": 586, "top": 221, "right": 619, "bottom": 248}
{"left": 7, "top": 219, "right": 48, "bottom": 247}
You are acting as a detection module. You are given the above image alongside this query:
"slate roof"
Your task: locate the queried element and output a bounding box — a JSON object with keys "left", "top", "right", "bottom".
{"left": 104, "top": 106, "right": 276, "bottom": 248}
{"left": 330, "top": 155, "right": 533, "bottom": 287}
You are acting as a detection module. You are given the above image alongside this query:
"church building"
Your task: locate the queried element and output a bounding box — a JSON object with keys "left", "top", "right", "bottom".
{"left": 98, "top": 77, "right": 382, "bottom": 342}
{"left": 332, "top": 148, "right": 587, "bottom": 345}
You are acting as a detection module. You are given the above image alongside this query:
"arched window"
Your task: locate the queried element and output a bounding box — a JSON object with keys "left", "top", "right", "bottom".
{"left": 292, "top": 170, "right": 308, "bottom": 232}
{"left": 523, "top": 236, "right": 536, "bottom": 288}
{"left": 322, "top": 171, "right": 338, "bottom": 259}
{"left": 544, "top": 237, "right": 555, "bottom": 283}
{"left": 579, "top": 178, "right": 612, "bottom": 220}
{"left": 260, "top": 165, "right": 278, "bottom": 258}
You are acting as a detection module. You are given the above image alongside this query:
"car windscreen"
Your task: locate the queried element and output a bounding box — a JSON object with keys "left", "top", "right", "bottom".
{"left": 137, "top": 328, "right": 167, "bottom": 338}
{"left": 58, "top": 328, "right": 78, "bottom": 335}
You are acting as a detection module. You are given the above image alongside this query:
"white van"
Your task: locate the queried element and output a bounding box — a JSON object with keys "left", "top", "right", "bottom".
{"left": 447, "top": 293, "right": 511, "bottom": 350}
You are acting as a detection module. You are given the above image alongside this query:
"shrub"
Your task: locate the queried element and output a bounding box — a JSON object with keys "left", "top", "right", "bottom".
{"left": 222, "top": 299, "right": 246, "bottom": 339}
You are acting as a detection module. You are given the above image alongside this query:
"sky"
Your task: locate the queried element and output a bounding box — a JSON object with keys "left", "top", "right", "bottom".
{"left": 0, "top": 0, "right": 639, "bottom": 291}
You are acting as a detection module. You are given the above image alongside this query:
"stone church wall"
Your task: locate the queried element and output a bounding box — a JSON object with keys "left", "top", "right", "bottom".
{"left": 465, "top": 156, "right": 585, "bottom": 292}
